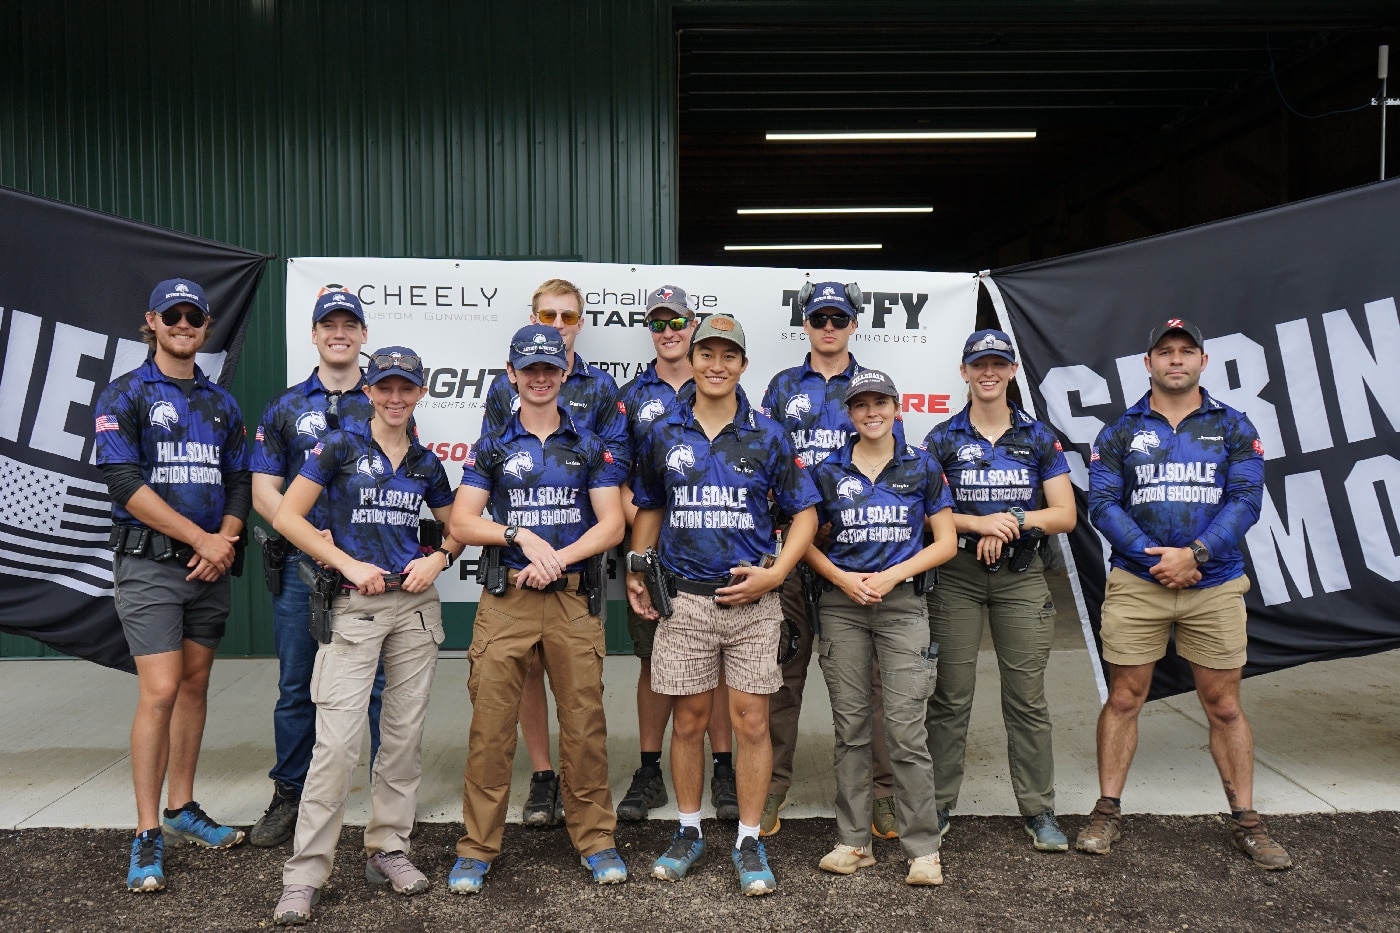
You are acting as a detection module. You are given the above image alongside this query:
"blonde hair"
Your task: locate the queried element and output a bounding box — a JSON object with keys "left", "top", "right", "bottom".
{"left": 531, "top": 278, "right": 584, "bottom": 315}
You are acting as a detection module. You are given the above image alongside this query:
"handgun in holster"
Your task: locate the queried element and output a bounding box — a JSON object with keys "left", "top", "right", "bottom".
{"left": 583, "top": 552, "right": 605, "bottom": 617}
{"left": 252, "top": 526, "right": 287, "bottom": 596}
{"left": 796, "top": 561, "right": 825, "bottom": 640}
{"left": 230, "top": 534, "right": 247, "bottom": 578}
{"left": 297, "top": 560, "right": 340, "bottom": 644}
{"left": 1007, "top": 528, "right": 1045, "bottom": 573}
{"left": 625, "top": 547, "right": 674, "bottom": 619}
{"left": 476, "top": 545, "right": 507, "bottom": 597}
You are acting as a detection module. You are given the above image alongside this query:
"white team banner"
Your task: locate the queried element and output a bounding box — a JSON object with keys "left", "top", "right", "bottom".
{"left": 286, "top": 258, "right": 977, "bottom": 602}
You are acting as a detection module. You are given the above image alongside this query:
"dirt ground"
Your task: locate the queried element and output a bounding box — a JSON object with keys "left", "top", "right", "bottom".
{"left": 3, "top": 813, "right": 1397, "bottom": 932}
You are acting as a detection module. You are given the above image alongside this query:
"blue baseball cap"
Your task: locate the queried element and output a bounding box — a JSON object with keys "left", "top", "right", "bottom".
{"left": 802, "top": 281, "right": 861, "bottom": 317}
{"left": 149, "top": 278, "right": 209, "bottom": 315}
{"left": 508, "top": 325, "right": 568, "bottom": 370}
{"left": 365, "top": 346, "right": 425, "bottom": 386}
{"left": 962, "top": 328, "right": 1016, "bottom": 363}
{"left": 313, "top": 289, "right": 367, "bottom": 324}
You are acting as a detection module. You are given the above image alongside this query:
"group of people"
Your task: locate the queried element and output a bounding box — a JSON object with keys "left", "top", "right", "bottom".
{"left": 93, "top": 273, "right": 1289, "bottom": 926}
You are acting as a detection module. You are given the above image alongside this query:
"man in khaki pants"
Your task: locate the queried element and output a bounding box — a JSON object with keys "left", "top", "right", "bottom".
{"left": 447, "top": 324, "right": 628, "bottom": 894}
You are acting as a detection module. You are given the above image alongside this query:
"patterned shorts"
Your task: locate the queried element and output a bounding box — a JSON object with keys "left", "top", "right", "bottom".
{"left": 650, "top": 591, "right": 782, "bottom": 696}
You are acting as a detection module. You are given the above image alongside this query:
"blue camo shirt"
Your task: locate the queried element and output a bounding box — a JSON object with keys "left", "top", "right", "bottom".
{"left": 250, "top": 369, "right": 374, "bottom": 531}
{"left": 618, "top": 362, "right": 695, "bottom": 464}
{"left": 761, "top": 352, "right": 905, "bottom": 468}
{"left": 1089, "top": 388, "right": 1264, "bottom": 587}
{"left": 921, "top": 402, "right": 1070, "bottom": 517}
{"left": 460, "top": 408, "right": 625, "bottom": 572}
{"left": 812, "top": 440, "right": 954, "bottom": 573}
{"left": 95, "top": 358, "right": 249, "bottom": 533}
{"left": 298, "top": 424, "right": 454, "bottom": 573}
{"left": 632, "top": 387, "right": 822, "bottom": 582}
{"left": 482, "top": 354, "right": 629, "bottom": 469}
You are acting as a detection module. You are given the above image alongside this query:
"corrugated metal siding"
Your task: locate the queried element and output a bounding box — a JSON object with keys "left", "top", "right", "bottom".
{"left": 1, "top": 0, "right": 676, "bottom": 656}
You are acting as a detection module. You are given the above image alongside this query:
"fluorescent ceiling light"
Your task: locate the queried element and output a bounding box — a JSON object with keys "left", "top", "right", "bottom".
{"left": 766, "top": 130, "right": 1036, "bottom": 141}
{"left": 737, "top": 206, "right": 932, "bottom": 215}
{"left": 724, "top": 243, "right": 883, "bottom": 251}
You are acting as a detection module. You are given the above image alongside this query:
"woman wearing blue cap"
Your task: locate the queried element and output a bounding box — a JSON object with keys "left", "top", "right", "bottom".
{"left": 270, "top": 347, "right": 463, "bottom": 925}
{"left": 804, "top": 368, "right": 957, "bottom": 885}
{"left": 920, "top": 329, "right": 1076, "bottom": 852}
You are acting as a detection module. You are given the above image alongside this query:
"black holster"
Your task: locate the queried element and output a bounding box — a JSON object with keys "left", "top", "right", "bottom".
{"left": 476, "top": 545, "right": 507, "bottom": 597}
{"left": 1007, "top": 529, "right": 1045, "bottom": 573}
{"left": 418, "top": 518, "right": 444, "bottom": 550}
{"left": 297, "top": 560, "right": 340, "bottom": 644}
{"left": 583, "top": 552, "right": 605, "bottom": 617}
{"left": 797, "top": 562, "right": 825, "bottom": 639}
{"left": 625, "top": 548, "right": 674, "bottom": 619}
{"left": 253, "top": 526, "right": 288, "bottom": 596}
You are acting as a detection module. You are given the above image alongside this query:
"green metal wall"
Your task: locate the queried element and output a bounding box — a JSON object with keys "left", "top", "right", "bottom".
{"left": 1, "top": 0, "right": 676, "bottom": 657}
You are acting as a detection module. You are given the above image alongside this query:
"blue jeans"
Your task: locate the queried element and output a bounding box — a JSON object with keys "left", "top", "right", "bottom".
{"left": 270, "top": 554, "right": 384, "bottom": 794}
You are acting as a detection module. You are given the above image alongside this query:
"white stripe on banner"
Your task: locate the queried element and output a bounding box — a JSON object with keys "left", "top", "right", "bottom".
{"left": 0, "top": 454, "right": 115, "bottom": 595}
{"left": 287, "top": 258, "right": 981, "bottom": 604}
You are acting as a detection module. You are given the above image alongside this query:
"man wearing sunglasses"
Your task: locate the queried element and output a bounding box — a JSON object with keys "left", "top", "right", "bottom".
{"left": 614, "top": 287, "right": 736, "bottom": 824}
{"left": 480, "top": 278, "right": 629, "bottom": 828}
{"left": 248, "top": 289, "right": 386, "bottom": 848}
{"left": 95, "top": 278, "right": 252, "bottom": 892}
{"left": 758, "top": 282, "right": 900, "bottom": 840}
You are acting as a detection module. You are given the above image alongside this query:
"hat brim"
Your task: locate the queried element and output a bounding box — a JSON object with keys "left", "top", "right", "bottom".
{"left": 365, "top": 369, "right": 425, "bottom": 387}
{"left": 510, "top": 354, "right": 568, "bottom": 371}
{"left": 963, "top": 349, "right": 1016, "bottom": 364}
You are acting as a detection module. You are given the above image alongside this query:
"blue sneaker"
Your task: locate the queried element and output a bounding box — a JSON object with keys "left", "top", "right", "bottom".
{"left": 651, "top": 827, "right": 705, "bottom": 881}
{"left": 447, "top": 857, "right": 490, "bottom": 894}
{"left": 581, "top": 847, "right": 628, "bottom": 884}
{"left": 1024, "top": 810, "right": 1069, "bottom": 852}
{"left": 127, "top": 829, "right": 165, "bottom": 892}
{"left": 162, "top": 802, "right": 245, "bottom": 848}
{"left": 731, "top": 836, "right": 776, "bottom": 896}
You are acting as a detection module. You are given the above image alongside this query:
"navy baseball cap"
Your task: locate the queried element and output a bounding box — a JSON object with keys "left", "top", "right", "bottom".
{"left": 802, "top": 281, "right": 861, "bottom": 316}
{"left": 365, "top": 346, "right": 425, "bottom": 386}
{"left": 149, "top": 279, "right": 209, "bottom": 315}
{"left": 313, "top": 289, "right": 367, "bottom": 325}
{"left": 962, "top": 328, "right": 1017, "bottom": 363}
{"left": 509, "top": 325, "right": 569, "bottom": 370}
{"left": 1148, "top": 317, "right": 1205, "bottom": 350}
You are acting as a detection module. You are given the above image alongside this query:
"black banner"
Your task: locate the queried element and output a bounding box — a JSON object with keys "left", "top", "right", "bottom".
{"left": 0, "top": 185, "right": 267, "bottom": 672}
{"left": 989, "top": 178, "right": 1400, "bottom": 699}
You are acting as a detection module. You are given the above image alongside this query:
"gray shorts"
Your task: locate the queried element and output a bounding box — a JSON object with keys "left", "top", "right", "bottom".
{"left": 113, "top": 552, "right": 231, "bottom": 656}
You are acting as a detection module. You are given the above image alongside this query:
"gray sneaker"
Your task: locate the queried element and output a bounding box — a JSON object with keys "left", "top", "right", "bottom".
{"left": 1024, "top": 810, "right": 1069, "bottom": 851}
{"left": 273, "top": 884, "right": 320, "bottom": 925}
{"left": 250, "top": 782, "right": 300, "bottom": 848}
{"left": 366, "top": 850, "right": 430, "bottom": 894}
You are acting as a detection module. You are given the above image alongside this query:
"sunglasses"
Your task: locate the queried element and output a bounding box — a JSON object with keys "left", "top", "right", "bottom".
{"left": 964, "top": 336, "right": 1014, "bottom": 357}
{"left": 647, "top": 316, "right": 691, "bottom": 333}
{"left": 535, "top": 308, "right": 582, "bottom": 326}
{"left": 807, "top": 312, "right": 852, "bottom": 330}
{"left": 157, "top": 308, "right": 209, "bottom": 328}
{"left": 371, "top": 353, "right": 422, "bottom": 373}
{"left": 512, "top": 340, "right": 563, "bottom": 357}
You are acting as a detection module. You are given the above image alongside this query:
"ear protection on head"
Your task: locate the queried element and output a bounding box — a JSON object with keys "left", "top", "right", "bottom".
{"left": 797, "top": 281, "right": 815, "bottom": 309}
{"left": 796, "top": 281, "right": 864, "bottom": 313}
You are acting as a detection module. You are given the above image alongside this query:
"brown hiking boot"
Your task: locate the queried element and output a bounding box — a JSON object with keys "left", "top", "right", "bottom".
{"left": 1075, "top": 797, "right": 1122, "bottom": 855}
{"left": 1230, "top": 810, "right": 1293, "bottom": 870}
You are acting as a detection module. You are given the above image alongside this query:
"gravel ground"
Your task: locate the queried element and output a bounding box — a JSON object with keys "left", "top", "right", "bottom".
{"left": 3, "top": 813, "right": 1398, "bottom": 932}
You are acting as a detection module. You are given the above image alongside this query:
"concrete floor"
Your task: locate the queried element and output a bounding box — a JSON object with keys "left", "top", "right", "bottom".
{"left": 3, "top": 631, "right": 1397, "bottom": 830}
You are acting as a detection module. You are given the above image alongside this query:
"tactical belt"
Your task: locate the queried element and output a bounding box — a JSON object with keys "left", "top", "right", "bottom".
{"left": 109, "top": 524, "right": 195, "bottom": 563}
{"left": 342, "top": 572, "right": 408, "bottom": 590}
{"left": 673, "top": 577, "right": 729, "bottom": 598}
{"left": 505, "top": 569, "right": 583, "bottom": 593}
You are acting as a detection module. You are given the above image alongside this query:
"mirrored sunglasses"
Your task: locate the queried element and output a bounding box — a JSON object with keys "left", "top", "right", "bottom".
{"left": 371, "top": 353, "right": 421, "bottom": 372}
{"left": 964, "top": 336, "right": 1014, "bottom": 356}
{"left": 647, "top": 316, "right": 691, "bottom": 333}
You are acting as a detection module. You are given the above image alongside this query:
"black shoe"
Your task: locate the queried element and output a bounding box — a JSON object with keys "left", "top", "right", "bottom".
{"left": 710, "top": 765, "right": 739, "bottom": 821}
{"left": 523, "top": 773, "right": 561, "bottom": 828}
{"left": 617, "top": 766, "right": 668, "bottom": 821}
{"left": 250, "top": 782, "right": 301, "bottom": 848}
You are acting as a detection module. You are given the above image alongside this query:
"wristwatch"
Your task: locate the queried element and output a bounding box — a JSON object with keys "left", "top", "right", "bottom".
{"left": 503, "top": 523, "right": 520, "bottom": 547}
{"left": 1189, "top": 540, "right": 1211, "bottom": 565}
{"left": 434, "top": 547, "right": 454, "bottom": 569}
{"left": 1008, "top": 506, "right": 1026, "bottom": 529}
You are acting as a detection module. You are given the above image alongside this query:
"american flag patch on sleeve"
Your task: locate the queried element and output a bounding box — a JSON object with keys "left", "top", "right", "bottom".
{"left": 94, "top": 415, "right": 119, "bottom": 433}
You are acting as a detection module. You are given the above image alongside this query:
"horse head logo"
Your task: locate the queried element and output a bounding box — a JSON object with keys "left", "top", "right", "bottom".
{"left": 295, "top": 410, "right": 327, "bottom": 438}
{"left": 956, "top": 443, "right": 983, "bottom": 463}
{"left": 355, "top": 454, "right": 384, "bottom": 477}
{"left": 1129, "top": 430, "right": 1161, "bottom": 455}
{"left": 637, "top": 399, "right": 667, "bottom": 423}
{"left": 503, "top": 451, "right": 534, "bottom": 478}
{"left": 665, "top": 444, "right": 696, "bottom": 476}
{"left": 837, "top": 476, "right": 864, "bottom": 501}
{"left": 784, "top": 394, "right": 812, "bottom": 420}
{"left": 148, "top": 401, "right": 179, "bottom": 431}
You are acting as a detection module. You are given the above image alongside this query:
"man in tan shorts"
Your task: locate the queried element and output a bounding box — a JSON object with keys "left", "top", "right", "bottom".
{"left": 1078, "top": 318, "right": 1290, "bottom": 870}
{"left": 626, "top": 314, "right": 819, "bottom": 896}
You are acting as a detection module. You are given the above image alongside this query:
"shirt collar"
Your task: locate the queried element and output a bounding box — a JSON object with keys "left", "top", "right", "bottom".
{"left": 304, "top": 367, "right": 367, "bottom": 397}
{"left": 675, "top": 385, "right": 761, "bottom": 434}
{"left": 139, "top": 357, "right": 211, "bottom": 388}
{"left": 501, "top": 404, "right": 582, "bottom": 442}
{"left": 799, "top": 352, "right": 861, "bottom": 380}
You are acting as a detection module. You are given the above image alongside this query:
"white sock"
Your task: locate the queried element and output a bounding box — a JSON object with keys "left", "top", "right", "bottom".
{"left": 679, "top": 810, "right": 703, "bottom": 837}
{"left": 736, "top": 821, "right": 760, "bottom": 848}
